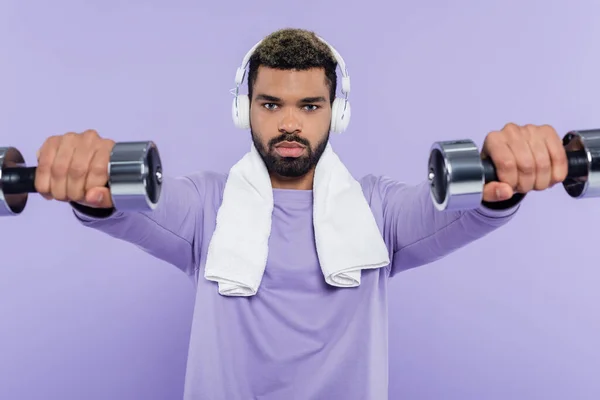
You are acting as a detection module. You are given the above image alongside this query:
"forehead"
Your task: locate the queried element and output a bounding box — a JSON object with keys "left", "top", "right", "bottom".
{"left": 252, "top": 66, "right": 329, "bottom": 97}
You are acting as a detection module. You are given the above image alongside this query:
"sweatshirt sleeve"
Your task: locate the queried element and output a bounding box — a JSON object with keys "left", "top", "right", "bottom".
{"left": 367, "top": 175, "right": 523, "bottom": 277}
{"left": 71, "top": 174, "right": 206, "bottom": 277}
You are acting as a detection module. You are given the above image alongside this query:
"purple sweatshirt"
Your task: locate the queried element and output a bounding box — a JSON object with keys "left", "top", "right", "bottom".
{"left": 72, "top": 171, "right": 521, "bottom": 399}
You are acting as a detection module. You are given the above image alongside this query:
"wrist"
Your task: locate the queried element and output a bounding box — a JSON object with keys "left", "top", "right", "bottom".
{"left": 70, "top": 201, "right": 116, "bottom": 219}
{"left": 481, "top": 192, "right": 525, "bottom": 210}
{"left": 478, "top": 193, "right": 525, "bottom": 217}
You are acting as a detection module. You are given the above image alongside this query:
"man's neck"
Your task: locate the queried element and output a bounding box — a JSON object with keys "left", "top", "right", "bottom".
{"left": 269, "top": 169, "right": 315, "bottom": 190}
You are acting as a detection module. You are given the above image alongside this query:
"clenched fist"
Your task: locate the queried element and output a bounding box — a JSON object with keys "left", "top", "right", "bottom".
{"left": 481, "top": 123, "right": 568, "bottom": 203}
{"left": 35, "top": 130, "right": 115, "bottom": 208}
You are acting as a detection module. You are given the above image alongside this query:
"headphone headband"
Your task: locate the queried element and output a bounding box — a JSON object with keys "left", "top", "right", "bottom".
{"left": 233, "top": 35, "right": 351, "bottom": 97}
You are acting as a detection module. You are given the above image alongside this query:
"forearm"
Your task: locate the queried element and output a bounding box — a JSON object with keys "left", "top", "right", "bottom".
{"left": 380, "top": 178, "right": 522, "bottom": 274}
{"left": 72, "top": 175, "right": 203, "bottom": 276}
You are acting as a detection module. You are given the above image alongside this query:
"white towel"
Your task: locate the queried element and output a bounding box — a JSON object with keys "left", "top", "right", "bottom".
{"left": 203, "top": 142, "right": 391, "bottom": 296}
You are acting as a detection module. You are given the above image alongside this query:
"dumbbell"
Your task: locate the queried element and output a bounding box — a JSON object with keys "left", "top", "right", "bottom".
{"left": 0, "top": 141, "right": 163, "bottom": 216}
{"left": 427, "top": 129, "right": 600, "bottom": 211}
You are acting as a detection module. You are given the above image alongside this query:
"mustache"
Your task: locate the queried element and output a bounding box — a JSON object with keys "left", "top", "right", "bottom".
{"left": 268, "top": 133, "right": 310, "bottom": 149}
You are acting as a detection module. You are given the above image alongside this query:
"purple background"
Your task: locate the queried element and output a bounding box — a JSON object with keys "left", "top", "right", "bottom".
{"left": 2, "top": 0, "right": 600, "bottom": 399}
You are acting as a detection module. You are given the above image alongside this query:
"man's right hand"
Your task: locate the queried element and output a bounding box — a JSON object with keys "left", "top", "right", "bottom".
{"left": 35, "top": 129, "right": 116, "bottom": 209}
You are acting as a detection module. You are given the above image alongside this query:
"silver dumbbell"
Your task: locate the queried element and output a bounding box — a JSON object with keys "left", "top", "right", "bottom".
{"left": 427, "top": 129, "right": 600, "bottom": 211}
{"left": 0, "top": 141, "right": 163, "bottom": 216}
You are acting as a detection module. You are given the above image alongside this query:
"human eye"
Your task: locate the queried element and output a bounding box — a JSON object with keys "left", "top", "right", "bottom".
{"left": 262, "top": 103, "right": 278, "bottom": 110}
{"left": 303, "top": 104, "right": 319, "bottom": 112}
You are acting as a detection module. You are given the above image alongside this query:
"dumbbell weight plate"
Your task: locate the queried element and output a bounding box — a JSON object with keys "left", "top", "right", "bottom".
{"left": 107, "top": 141, "right": 163, "bottom": 211}
{"left": 428, "top": 140, "right": 485, "bottom": 211}
{"left": 0, "top": 147, "right": 28, "bottom": 216}
{"left": 562, "top": 129, "right": 600, "bottom": 199}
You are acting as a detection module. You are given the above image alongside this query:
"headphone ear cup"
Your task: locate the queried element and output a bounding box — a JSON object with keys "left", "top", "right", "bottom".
{"left": 330, "top": 97, "right": 351, "bottom": 134}
{"left": 232, "top": 94, "right": 250, "bottom": 130}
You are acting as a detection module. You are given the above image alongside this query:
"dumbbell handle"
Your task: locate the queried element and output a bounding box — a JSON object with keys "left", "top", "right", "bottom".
{"left": 0, "top": 166, "right": 112, "bottom": 195}
{"left": 1, "top": 167, "right": 37, "bottom": 194}
{"left": 481, "top": 149, "right": 590, "bottom": 183}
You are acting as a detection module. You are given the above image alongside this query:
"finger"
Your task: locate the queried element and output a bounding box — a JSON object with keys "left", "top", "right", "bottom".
{"left": 482, "top": 131, "right": 518, "bottom": 189}
{"left": 35, "top": 136, "right": 61, "bottom": 199}
{"left": 85, "top": 140, "right": 112, "bottom": 190}
{"left": 505, "top": 129, "right": 536, "bottom": 193}
{"left": 525, "top": 125, "right": 552, "bottom": 191}
{"left": 77, "top": 187, "right": 113, "bottom": 208}
{"left": 542, "top": 125, "right": 568, "bottom": 184}
{"left": 49, "top": 133, "right": 77, "bottom": 201}
{"left": 66, "top": 143, "right": 95, "bottom": 203}
{"left": 84, "top": 140, "right": 114, "bottom": 207}
{"left": 482, "top": 181, "right": 514, "bottom": 202}
{"left": 65, "top": 130, "right": 100, "bottom": 202}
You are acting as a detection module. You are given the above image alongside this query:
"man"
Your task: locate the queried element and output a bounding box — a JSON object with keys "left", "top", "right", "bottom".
{"left": 35, "top": 28, "right": 567, "bottom": 399}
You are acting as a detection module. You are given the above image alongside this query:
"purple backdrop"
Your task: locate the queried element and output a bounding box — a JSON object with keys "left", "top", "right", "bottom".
{"left": 2, "top": 0, "right": 600, "bottom": 399}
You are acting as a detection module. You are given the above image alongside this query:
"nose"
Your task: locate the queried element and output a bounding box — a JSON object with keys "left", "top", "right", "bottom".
{"left": 278, "top": 108, "right": 302, "bottom": 134}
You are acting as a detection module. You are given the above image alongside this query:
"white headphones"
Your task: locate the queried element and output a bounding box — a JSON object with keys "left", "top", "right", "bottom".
{"left": 231, "top": 35, "right": 352, "bottom": 134}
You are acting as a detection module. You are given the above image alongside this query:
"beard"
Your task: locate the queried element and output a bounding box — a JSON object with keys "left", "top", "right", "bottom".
{"left": 251, "top": 128, "right": 329, "bottom": 178}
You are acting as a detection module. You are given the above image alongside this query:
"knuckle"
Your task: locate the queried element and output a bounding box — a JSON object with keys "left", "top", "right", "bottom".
{"left": 36, "top": 157, "right": 51, "bottom": 169}
{"left": 36, "top": 164, "right": 52, "bottom": 182}
{"left": 557, "top": 147, "right": 569, "bottom": 160}
{"left": 542, "top": 125, "right": 559, "bottom": 139}
{"left": 89, "top": 163, "right": 108, "bottom": 178}
{"left": 502, "top": 122, "right": 523, "bottom": 136}
{"left": 63, "top": 132, "right": 79, "bottom": 141}
{"left": 488, "top": 130, "right": 502, "bottom": 138}
{"left": 50, "top": 161, "right": 69, "bottom": 178}
{"left": 68, "top": 163, "right": 88, "bottom": 179}
{"left": 67, "top": 187, "right": 85, "bottom": 201}
{"left": 508, "top": 129, "right": 523, "bottom": 139}
{"left": 50, "top": 185, "right": 66, "bottom": 199}
{"left": 483, "top": 131, "right": 503, "bottom": 150}
{"left": 83, "top": 129, "right": 99, "bottom": 136}
{"left": 485, "top": 130, "right": 501, "bottom": 142}
{"left": 556, "top": 171, "right": 568, "bottom": 182}
{"left": 34, "top": 179, "right": 49, "bottom": 193}
{"left": 540, "top": 123, "right": 555, "bottom": 132}
{"left": 503, "top": 122, "right": 519, "bottom": 130}
{"left": 495, "top": 157, "right": 516, "bottom": 171}
{"left": 537, "top": 160, "right": 551, "bottom": 172}
{"left": 517, "top": 184, "right": 532, "bottom": 193}
{"left": 519, "top": 161, "right": 535, "bottom": 174}
{"left": 41, "top": 135, "right": 61, "bottom": 150}
{"left": 83, "top": 129, "right": 100, "bottom": 142}
{"left": 518, "top": 174, "right": 534, "bottom": 185}
{"left": 100, "top": 138, "right": 115, "bottom": 149}
{"left": 554, "top": 164, "right": 568, "bottom": 178}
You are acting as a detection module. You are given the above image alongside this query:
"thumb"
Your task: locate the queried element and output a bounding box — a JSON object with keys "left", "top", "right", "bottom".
{"left": 482, "top": 182, "right": 514, "bottom": 203}
{"left": 76, "top": 187, "right": 114, "bottom": 209}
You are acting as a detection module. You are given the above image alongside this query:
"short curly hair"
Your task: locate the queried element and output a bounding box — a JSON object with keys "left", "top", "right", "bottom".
{"left": 247, "top": 28, "right": 338, "bottom": 105}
